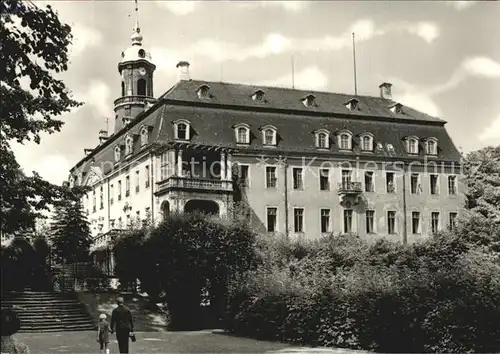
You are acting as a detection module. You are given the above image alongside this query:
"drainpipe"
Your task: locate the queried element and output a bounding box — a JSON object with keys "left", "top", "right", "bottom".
{"left": 283, "top": 158, "right": 289, "bottom": 238}
{"left": 150, "top": 152, "right": 155, "bottom": 225}
{"left": 402, "top": 163, "right": 408, "bottom": 244}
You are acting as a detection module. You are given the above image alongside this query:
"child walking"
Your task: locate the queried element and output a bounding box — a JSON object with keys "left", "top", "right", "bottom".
{"left": 96, "top": 313, "right": 110, "bottom": 354}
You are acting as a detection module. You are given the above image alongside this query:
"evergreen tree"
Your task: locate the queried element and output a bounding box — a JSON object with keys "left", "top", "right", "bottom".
{"left": 50, "top": 200, "right": 92, "bottom": 264}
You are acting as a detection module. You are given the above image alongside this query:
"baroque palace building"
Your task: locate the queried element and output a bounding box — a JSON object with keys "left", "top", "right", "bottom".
{"left": 69, "top": 13, "right": 464, "bottom": 253}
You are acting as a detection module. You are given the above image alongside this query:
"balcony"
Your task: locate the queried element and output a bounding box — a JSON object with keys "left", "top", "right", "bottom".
{"left": 338, "top": 182, "right": 362, "bottom": 194}
{"left": 156, "top": 176, "right": 233, "bottom": 195}
{"left": 113, "top": 95, "right": 148, "bottom": 106}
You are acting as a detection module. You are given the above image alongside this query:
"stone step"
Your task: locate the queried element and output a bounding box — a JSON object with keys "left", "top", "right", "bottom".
{"left": 16, "top": 313, "right": 90, "bottom": 320}
{"left": 13, "top": 308, "right": 85, "bottom": 315}
{"left": 20, "top": 317, "right": 94, "bottom": 325}
{"left": 1, "top": 300, "right": 84, "bottom": 307}
{"left": 19, "top": 324, "right": 96, "bottom": 332}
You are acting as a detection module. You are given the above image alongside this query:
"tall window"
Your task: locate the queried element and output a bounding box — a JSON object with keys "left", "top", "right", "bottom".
{"left": 364, "top": 171, "right": 374, "bottom": 192}
{"left": 118, "top": 180, "right": 122, "bottom": 201}
{"left": 411, "top": 174, "right": 419, "bottom": 194}
{"left": 386, "top": 172, "right": 395, "bottom": 193}
{"left": 431, "top": 212, "right": 440, "bottom": 233}
{"left": 341, "top": 169, "right": 352, "bottom": 188}
{"left": 266, "top": 166, "right": 277, "bottom": 188}
{"left": 110, "top": 184, "right": 114, "bottom": 205}
{"left": 145, "top": 165, "right": 150, "bottom": 188}
{"left": 319, "top": 169, "right": 330, "bottom": 191}
{"left": 121, "top": 81, "right": 125, "bottom": 96}
{"left": 387, "top": 211, "right": 396, "bottom": 234}
{"left": 263, "top": 129, "right": 275, "bottom": 145}
{"left": 160, "top": 152, "right": 168, "bottom": 181}
{"left": 339, "top": 134, "right": 351, "bottom": 150}
{"left": 135, "top": 170, "right": 140, "bottom": 193}
{"left": 239, "top": 165, "right": 249, "bottom": 186}
{"left": 366, "top": 210, "right": 374, "bottom": 234}
{"left": 317, "top": 132, "right": 328, "bottom": 149}
{"left": 426, "top": 140, "right": 437, "bottom": 155}
{"left": 125, "top": 175, "right": 130, "bottom": 197}
{"left": 92, "top": 189, "right": 96, "bottom": 213}
{"left": 125, "top": 136, "right": 133, "bottom": 156}
{"left": 343, "top": 209, "right": 353, "bottom": 233}
{"left": 449, "top": 212, "right": 458, "bottom": 230}
{"left": 114, "top": 146, "right": 121, "bottom": 162}
{"left": 408, "top": 138, "right": 418, "bottom": 154}
{"left": 294, "top": 208, "right": 304, "bottom": 233}
{"left": 448, "top": 175, "right": 457, "bottom": 195}
{"left": 412, "top": 212, "right": 420, "bottom": 234}
{"left": 137, "top": 78, "right": 146, "bottom": 96}
{"left": 361, "top": 136, "right": 372, "bottom": 151}
{"left": 430, "top": 174, "right": 439, "bottom": 195}
{"left": 267, "top": 207, "right": 277, "bottom": 232}
{"left": 99, "top": 186, "right": 103, "bottom": 210}
{"left": 293, "top": 168, "right": 303, "bottom": 190}
{"left": 177, "top": 123, "right": 187, "bottom": 140}
{"left": 237, "top": 127, "right": 249, "bottom": 144}
{"left": 140, "top": 127, "right": 148, "bottom": 146}
{"left": 321, "top": 209, "right": 330, "bottom": 233}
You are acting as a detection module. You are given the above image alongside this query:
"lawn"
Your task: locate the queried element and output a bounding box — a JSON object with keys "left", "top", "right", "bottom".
{"left": 16, "top": 330, "right": 363, "bottom": 353}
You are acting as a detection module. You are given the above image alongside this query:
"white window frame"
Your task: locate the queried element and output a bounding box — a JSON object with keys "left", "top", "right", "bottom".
{"left": 447, "top": 174, "right": 457, "bottom": 195}
{"left": 293, "top": 207, "right": 305, "bottom": 233}
{"left": 140, "top": 125, "right": 149, "bottom": 146}
{"left": 314, "top": 129, "right": 330, "bottom": 149}
{"left": 320, "top": 208, "right": 331, "bottom": 234}
{"left": 236, "top": 163, "right": 251, "bottom": 188}
{"left": 337, "top": 130, "right": 353, "bottom": 150}
{"left": 365, "top": 209, "right": 376, "bottom": 234}
{"left": 387, "top": 210, "right": 397, "bottom": 235}
{"left": 345, "top": 99, "right": 359, "bottom": 111}
{"left": 390, "top": 103, "right": 403, "bottom": 114}
{"left": 234, "top": 123, "right": 250, "bottom": 144}
{"left": 430, "top": 174, "right": 439, "bottom": 195}
{"left": 266, "top": 206, "right": 278, "bottom": 233}
{"left": 406, "top": 136, "right": 419, "bottom": 155}
{"left": 302, "top": 94, "right": 315, "bottom": 107}
{"left": 386, "top": 171, "right": 396, "bottom": 193}
{"left": 196, "top": 84, "right": 210, "bottom": 99}
{"left": 173, "top": 119, "right": 191, "bottom": 141}
{"left": 261, "top": 125, "right": 277, "bottom": 146}
{"left": 125, "top": 135, "right": 134, "bottom": 156}
{"left": 364, "top": 170, "right": 375, "bottom": 192}
{"left": 360, "top": 133, "right": 374, "bottom": 152}
{"left": 431, "top": 211, "right": 440, "bottom": 233}
{"left": 411, "top": 211, "right": 421, "bottom": 234}
{"left": 252, "top": 90, "right": 265, "bottom": 102}
{"left": 265, "top": 165, "right": 277, "bottom": 189}
{"left": 426, "top": 137, "right": 438, "bottom": 155}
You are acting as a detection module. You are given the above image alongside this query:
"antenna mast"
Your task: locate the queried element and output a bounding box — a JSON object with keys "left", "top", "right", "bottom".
{"left": 352, "top": 32, "right": 358, "bottom": 95}
{"left": 291, "top": 56, "right": 295, "bottom": 89}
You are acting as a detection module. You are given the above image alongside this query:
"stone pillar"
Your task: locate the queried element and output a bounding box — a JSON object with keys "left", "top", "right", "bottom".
{"left": 226, "top": 153, "right": 232, "bottom": 181}
{"left": 220, "top": 151, "right": 226, "bottom": 181}
{"left": 177, "top": 149, "right": 183, "bottom": 177}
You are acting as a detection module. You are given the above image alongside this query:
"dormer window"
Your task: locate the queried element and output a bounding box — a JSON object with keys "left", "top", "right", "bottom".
{"left": 390, "top": 103, "right": 404, "bottom": 114}
{"left": 359, "top": 133, "right": 374, "bottom": 152}
{"left": 234, "top": 123, "right": 250, "bottom": 144}
{"left": 260, "top": 125, "right": 277, "bottom": 146}
{"left": 173, "top": 119, "right": 191, "bottom": 141}
{"left": 426, "top": 137, "right": 438, "bottom": 155}
{"left": 387, "top": 143, "right": 396, "bottom": 156}
{"left": 302, "top": 94, "right": 316, "bottom": 108}
{"left": 114, "top": 146, "right": 121, "bottom": 162}
{"left": 125, "top": 135, "right": 134, "bottom": 156}
{"left": 140, "top": 126, "right": 149, "bottom": 146}
{"left": 252, "top": 90, "right": 265, "bottom": 102}
{"left": 196, "top": 85, "right": 210, "bottom": 99}
{"left": 406, "top": 136, "right": 419, "bottom": 154}
{"left": 345, "top": 98, "right": 359, "bottom": 111}
{"left": 337, "top": 130, "right": 353, "bottom": 150}
{"left": 314, "top": 129, "right": 330, "bottom": 149}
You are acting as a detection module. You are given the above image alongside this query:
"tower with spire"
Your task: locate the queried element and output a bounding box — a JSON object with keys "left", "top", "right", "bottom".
{"left": 113, "top": 0, "right": 156, "bottom": 133}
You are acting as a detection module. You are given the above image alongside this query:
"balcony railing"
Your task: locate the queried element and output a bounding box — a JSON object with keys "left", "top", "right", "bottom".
{"left": 113, "top": 95, "right": 148, "bottom": 106}
{"left": 156, "top": 176, "right": 233, "bottom": 194}
{"left": 337, "top": 182, "right": 363, "bottom": 195}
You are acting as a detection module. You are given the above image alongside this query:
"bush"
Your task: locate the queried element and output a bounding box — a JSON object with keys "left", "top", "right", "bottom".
{"left": 225, "top": 232, "right": 500, "bottom": 353}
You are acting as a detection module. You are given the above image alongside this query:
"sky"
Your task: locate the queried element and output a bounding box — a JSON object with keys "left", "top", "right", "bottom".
{"left": 11, "top": 0, "right": 500, "bottom": 186}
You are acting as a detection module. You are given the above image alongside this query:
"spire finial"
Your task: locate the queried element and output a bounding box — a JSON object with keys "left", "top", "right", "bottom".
{"left": 131, "top": 0, "right": 143, "bottom": 45}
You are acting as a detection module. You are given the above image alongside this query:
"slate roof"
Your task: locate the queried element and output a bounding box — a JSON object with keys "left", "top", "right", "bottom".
{"left": 70, "top": 80, "right": 461, "bottom": 181}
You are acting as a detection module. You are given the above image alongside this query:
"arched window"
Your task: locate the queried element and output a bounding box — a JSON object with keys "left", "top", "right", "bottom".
{"left": 314, "top": 130, "right": 330, "bottom": 149}
{"left": 339, "top": 133, "right": 352, "bottom": 150}
{"left": 121, "top": 82, "right": 125, "bottom": 96}
{"left": 261, "top": 125, "right": 277, "bottom": 146}
{"left": 234, "top": 124, "right": 250, "bottom": 144}
{"left": 125, "top": 135, "right": 133, "bottom": 156}
{"left": 238, "top": 128, "right": 248, "bottom": 143}
{"left": 137, "top": 79, "right": 146, "bottom": 96}
{"left": 360, "top": 134, "right": 374, "bottom": 151}
{"left": 406, "top": 136, "right": 419, "bottom": 154}
{"left": 177, "top": 123, "right": 187, "bottom": 140}
{"left": 114, "top": 146, "right": 121, "bottom": 162}
{"left": 426, "top": 138, "right": 438, "bottom": 155}
{"left": 140, "top": 126, "right": 149, "bottom": 146}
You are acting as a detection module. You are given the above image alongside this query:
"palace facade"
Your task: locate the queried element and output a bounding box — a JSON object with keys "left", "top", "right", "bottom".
{"left": 69, "top": 19, "right": 465, "bottom": 251}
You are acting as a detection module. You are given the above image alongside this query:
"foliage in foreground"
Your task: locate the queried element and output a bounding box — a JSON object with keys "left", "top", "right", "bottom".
{"left": 225, "top": 232, "right": 500, "bottom": 353}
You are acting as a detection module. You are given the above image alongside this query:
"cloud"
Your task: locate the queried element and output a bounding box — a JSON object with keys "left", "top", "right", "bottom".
{"left": 446, "top": 1, "right": 477, "bottom": 11}
{"left": 70, "top": 23, "right": 103, "bottom": 57}
{"left": 75, "top": 80, "right": 112, "bottom": 119}
{"left": 385, "top": 77, "right": 442, "bottom": 117}
{"left": 256, "top": 66, "right": 328, "bottom": 91}
{"left": 406, "top": 22, "right": 440, "bottom": 44}
{"left": 237, "top": 1, "right": 310, "bottom": 12}
{"left": 478, "top": 114, "right": 500, "bottom": 143}
{"left": 154, "top": 1, "right": 199, "bottom": 15}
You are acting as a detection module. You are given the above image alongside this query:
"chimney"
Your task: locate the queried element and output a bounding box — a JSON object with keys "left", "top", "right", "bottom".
{"left": 176, "top": 61, "right": 190, "bottom": 81}
{"left": 144, "top": 98, "right": 157, "bottom": 111}
{"left": 98, "top": 130, "right": 108, "bottom": 144}
{"left": 379, "top": 82, "right": 392, "bottom": 100}
{"left": 84, "top": 148, "right": 93, "bottom": 156}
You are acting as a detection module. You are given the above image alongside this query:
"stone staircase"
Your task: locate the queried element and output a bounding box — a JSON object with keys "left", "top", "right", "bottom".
{"left": 1, "top": 291, "right": 96, "bottom": 332}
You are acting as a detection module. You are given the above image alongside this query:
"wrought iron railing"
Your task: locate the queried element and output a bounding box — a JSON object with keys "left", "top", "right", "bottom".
{"left": 337, "top": 182, "right": 363, "bottom": 194}
{"left": 156, "top": 176, "right": 233, "bottom": 194}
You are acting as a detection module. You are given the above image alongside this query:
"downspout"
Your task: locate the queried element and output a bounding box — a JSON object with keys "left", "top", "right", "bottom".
{"left": 402, "top": 163, "right": 408, "bottom": 244}
{"left": 283, "top": 158, "right": 289, "bottom": 238}
{"left": 150, "top": 152, "right": 155, "bottom": 225}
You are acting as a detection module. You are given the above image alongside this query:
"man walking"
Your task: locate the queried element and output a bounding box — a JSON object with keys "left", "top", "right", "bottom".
{"left": 110, "top": 297, "right": 134, "bottom": 353}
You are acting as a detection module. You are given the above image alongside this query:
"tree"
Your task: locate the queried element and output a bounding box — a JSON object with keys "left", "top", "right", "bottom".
{"left": 0, "top": 0, "right": 82, "bottom": 234}
{"left": 50, "top": 199, "right": 91, "bottom": 264}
